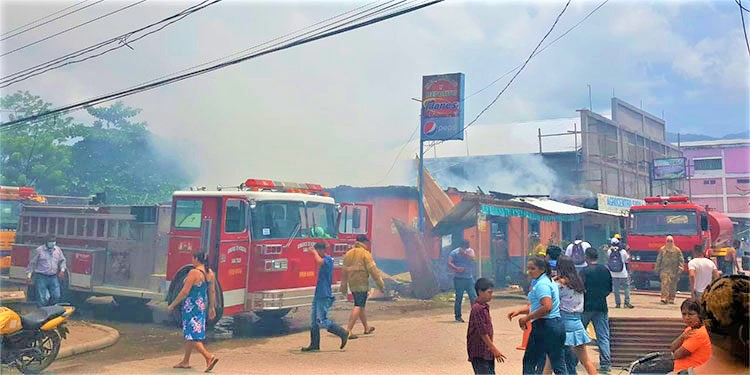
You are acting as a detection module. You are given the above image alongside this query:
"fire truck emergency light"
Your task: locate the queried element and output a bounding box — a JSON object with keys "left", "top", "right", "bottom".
{"left": 644, "top": 196, "right": 689, "bottom": 204}
{"left": 243, "top": 179, "right": 327, "bottom": 195}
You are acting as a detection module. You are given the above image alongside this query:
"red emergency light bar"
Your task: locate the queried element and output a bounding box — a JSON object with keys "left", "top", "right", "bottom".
{"left": 243, "top": 179, "right": 326, "bottom": 195}
{"left": 644, "top": 196, "right": 689, "bottom": 204}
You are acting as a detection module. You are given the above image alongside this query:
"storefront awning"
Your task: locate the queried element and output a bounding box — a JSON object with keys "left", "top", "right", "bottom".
{"left": 513, "top": 197, "right": 625, "bottom": 218}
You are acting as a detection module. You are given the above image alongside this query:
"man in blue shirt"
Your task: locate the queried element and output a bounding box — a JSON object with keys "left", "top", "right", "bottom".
{"left": 302, "top": 242, "right": 348, "bottom": 352}
{"left": 448, "top": 239, "right": 477, "bottom": 322}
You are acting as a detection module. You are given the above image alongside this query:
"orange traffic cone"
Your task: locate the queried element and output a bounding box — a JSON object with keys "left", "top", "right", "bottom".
{"left": 516, "top": 320, "right": 532, "bottom": 350}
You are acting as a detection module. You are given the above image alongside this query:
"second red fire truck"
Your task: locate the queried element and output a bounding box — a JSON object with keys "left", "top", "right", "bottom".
{"left": 627, "top": 195, "right": 733, "bottom": 289}
{"left": 9, "top": 179, "right": 372, "bottom": 322}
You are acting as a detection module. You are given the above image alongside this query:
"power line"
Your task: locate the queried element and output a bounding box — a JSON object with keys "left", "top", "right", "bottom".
{"left": 736, "top": 0, "right": 750, "bottom": 13}
{"left": 374, "top": 124, "right": 419, "bottom": 185}
{"left": 376, "top": 0, "right": 607, "bottom": 182}
{"left": 424, "top": 0, "right": 572, "bottom": 154}
{"left": 2, "top": 0, "right": 221, "bottom": 87}
{"left": 740, "top": 0, "right": 750, "bottom": 56}
{"left": 100, "top": 0, "right": 387, "bottom": 95}
{"left": 1, "top": 0, "right": 403, "bottom": 129}
{"left": 56, "top": 0, "right": 404, "bottom": 103}
{"left": 1, "top": 1, "right": 104, "bottom": 42}
{"left": 1, "top": 0, "right": 442, "bottom": 128}
{"left": 465, "top": 0, "right": 608, "bottom": 101}
{"left": 1, "top": 0, "right": 91, "bottom": 37}
{"left": 0, "top": 0, "right": 147, "bottom": 58}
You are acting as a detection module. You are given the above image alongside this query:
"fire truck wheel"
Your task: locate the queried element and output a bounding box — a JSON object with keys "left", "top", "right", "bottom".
{"left": 167, "top": 265, "right": 224, "bottom": 328}
{"left": 254, "top": 309, "right": 291, "bottom": 321}
{"left": 113, "top": 295, "right": 151, "bottom": 308}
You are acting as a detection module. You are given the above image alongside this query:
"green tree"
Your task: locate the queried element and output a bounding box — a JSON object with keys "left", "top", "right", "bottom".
{"left": 0, "top": 91, "right": 82, "bottom": 194}
{"left": 70, "top": 101, "right": 190, "bottom": 204}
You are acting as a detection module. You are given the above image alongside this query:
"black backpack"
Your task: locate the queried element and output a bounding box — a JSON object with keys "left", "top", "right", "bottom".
{"left": 571, "top": 242, "right": 586, "bottom": 265}
{"left": 607, "top": 246, "right": 624, "bottom": 272}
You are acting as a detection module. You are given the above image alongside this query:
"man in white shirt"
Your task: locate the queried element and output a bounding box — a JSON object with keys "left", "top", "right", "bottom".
{"left": 688, "top": 246, "right": 719, "bottom": 300}
{"left": 607, "top": 238, "right": 633, "bottom": 308}
{"left": 565, "top": 234, "right": 591, "bottom": 270}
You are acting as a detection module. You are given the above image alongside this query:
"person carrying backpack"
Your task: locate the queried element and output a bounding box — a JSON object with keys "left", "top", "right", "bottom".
{"left": 565, "top": 234, "right": 591, "bottom": 271}
{"left": 607, "top": 238, "right": 633, "bottom": 308}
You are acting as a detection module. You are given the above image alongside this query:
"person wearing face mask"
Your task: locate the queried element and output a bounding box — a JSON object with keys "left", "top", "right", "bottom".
{"left": 27, "top": 235, "right": 67, "bottom": 307}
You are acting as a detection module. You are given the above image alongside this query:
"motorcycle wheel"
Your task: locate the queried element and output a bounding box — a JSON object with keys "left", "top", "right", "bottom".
{"left": 16, "top": 330, "right": 61, "bottom": 374}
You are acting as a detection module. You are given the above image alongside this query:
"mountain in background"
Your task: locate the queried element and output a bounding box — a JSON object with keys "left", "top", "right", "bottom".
{"left": 667, "top": 130, "right": 750, "bottom": 143}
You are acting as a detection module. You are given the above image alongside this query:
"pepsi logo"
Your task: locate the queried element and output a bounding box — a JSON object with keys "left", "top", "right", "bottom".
{"left": 423, "top": 121, "right": 437, "bottom": 135}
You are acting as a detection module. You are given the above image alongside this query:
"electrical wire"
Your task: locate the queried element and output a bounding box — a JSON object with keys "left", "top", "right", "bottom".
{"left": 465, "top": 0, "right": 608, "bottom": 101}
{"left": 424, "top": 0, "right": 572, "bottom": 155}
{"left": 1, "top": 1, "right": 104, "bottom": 42}
{"left": 736, "top": 0, "right": 750, "bottom": 13}
{"left": 374, "top": 0, "right": 607, "bottom": 184}
{"left": 740, "top": 0, "right": 750, "bottom": 56}
{"left": 75, "top": 0, "right": 406, "bottom": 103}
{"left": 1, "top": 0, "right": 90, "bottom": 37}
{"left": 2, "top": 0, "right": 221, "bottom": 87}
{"left": 1, "top": 0, "right": 442, "bottom": 129}
{"left": 0, "top": 0, "right": 147, "bottom": 58}
{"left": 374, "top": 124, "right": 419, "bottom": 185}
{"left": 99, "top": 0, "right": 386, "bottom": 94}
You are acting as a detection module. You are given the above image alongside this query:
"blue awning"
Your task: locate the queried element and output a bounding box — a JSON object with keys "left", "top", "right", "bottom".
{"left": 481, "top": 204, "right": 581, "bottom": 222}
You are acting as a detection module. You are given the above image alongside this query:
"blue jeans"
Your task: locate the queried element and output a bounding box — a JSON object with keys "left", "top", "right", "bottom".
{"left": 580, "top": 311, "right": 611, "bottom": 371}
{"left": 310, "top": 297, "right": 335, "bottom": 330}
{"left": 613, "top": 277, "right": 631, "bottom": 306}
{"left": 34, "top": 273, "right": 61, "bottom": 307}
{"left": 454, "top": 277, "right": 477, "bottom": 319}
{"left": 523, "top": 317, "right": 568, "bottom": 375}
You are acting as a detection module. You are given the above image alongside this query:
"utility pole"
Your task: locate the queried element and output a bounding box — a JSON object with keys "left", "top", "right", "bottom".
{"left": 587, "top": 84, "right": 592, "bottom": 111}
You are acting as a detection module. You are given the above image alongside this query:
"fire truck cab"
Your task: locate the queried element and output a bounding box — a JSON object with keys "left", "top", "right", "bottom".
{"left": 627, "top": 195, "right": 733, "bottom": 289}
{"left": 165, "top": 179, "right": 372, "bottom": 320}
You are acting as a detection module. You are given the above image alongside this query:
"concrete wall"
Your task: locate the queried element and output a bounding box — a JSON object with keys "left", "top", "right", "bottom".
{"left": 682, "top": 142, "right": 750, "bottom": 218}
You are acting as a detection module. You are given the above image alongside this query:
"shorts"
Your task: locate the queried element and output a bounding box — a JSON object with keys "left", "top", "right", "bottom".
{"left": 353, "top": 291, "right": 368, "bottom": 307}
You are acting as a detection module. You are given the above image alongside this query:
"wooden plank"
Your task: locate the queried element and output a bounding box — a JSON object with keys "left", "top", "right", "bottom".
{"left": 0, "top": 290, "right": 26, "bottom": 303}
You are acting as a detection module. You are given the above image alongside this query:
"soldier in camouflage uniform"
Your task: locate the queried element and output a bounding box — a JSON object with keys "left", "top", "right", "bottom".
{"left": 655, "top": 235, "right": 684, "bottom": 304}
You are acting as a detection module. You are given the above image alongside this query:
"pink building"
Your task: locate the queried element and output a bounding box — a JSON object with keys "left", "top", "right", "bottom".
{"left": 681, "top": 139, "right": 750, "bottom": 221}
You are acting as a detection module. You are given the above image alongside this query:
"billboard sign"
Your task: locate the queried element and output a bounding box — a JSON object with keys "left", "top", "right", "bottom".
{"left": 653, "top": 157, "right": 687, "bottom": 180}
{"left": 421, "top": 73, "right": 464, "bottom": 141}
{"left": 597, "top": 193, "right": 645, "bottom": 216}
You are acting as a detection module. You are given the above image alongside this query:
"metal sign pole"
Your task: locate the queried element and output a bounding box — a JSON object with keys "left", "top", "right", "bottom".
{"left": 418, "top": 131, "right": 425, "bottom": 233}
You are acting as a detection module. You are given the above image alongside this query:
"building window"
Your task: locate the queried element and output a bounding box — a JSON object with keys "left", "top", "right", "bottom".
{"left": 694, "top": 158, "right": 722, "bottom": 171}
{"left": 703, "top": 180, "right": 716, "bottom": 185}
{"left": 738, "top": 178, "right": 750, "bottom": 184}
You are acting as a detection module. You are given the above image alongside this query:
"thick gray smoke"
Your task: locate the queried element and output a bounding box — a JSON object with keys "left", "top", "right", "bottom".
{"left": 423, "top": 154, "right": 560, "bottom": 195}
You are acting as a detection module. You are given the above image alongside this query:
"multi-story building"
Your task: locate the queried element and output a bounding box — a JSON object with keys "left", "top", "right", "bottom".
{"left": 680, "top": 139, "right": 750, "bottom": 221}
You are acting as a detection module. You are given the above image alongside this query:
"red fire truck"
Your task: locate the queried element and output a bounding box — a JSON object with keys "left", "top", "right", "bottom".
{"left": 627, "top": 196, "right": 733, "bottom": 289}
{"left": 9, "top": 179, "right": 372, "bottom": 321}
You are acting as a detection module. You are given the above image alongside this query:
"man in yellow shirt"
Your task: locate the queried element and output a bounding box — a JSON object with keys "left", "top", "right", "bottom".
{"left": 340, "top": 235, "right": 385, "bottom": 339}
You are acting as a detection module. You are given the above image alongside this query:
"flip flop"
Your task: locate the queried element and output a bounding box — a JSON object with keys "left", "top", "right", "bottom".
{"left": 173, "top": 364, "right": 191, "bottom": 369}
{"left": 364, "top": 327, "right": 375, "bottom": 335}
{"left": 205, "top": 357, "right": 219, "bottom": 373}
{"left": 349, "top": 334, "right": 359, "bottom": 339}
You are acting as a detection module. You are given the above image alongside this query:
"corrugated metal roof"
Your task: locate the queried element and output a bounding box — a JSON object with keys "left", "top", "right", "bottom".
{"left": 513, "top": 197, "right": 625, "bottom": 217}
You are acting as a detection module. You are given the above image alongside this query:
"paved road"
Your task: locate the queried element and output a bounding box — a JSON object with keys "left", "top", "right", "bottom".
{"left": 49, "top": 292, "right": 686, "bottom": 374}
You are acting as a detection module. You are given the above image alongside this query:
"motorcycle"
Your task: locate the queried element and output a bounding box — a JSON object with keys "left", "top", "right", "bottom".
{"left": 0, "top": 304, "right": 74, "bottom": 373}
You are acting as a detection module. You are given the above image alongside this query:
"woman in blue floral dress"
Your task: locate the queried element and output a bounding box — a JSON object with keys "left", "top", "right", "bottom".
{"left": 167, "top": 252, "right": 219, "bottom": 372}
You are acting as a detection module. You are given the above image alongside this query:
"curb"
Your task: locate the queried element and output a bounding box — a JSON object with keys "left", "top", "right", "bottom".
{"left": 58, "top": 323, "right": 120, "bottom": 359}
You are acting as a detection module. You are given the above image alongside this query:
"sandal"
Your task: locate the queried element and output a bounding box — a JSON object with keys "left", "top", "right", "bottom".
{"left": 364, "top": 327, "right": 375, "bottom": 335}
{"left": 349, "top": 334, "right": 359, "bottom": 339}
{"left": 205, "top": 356, "right": 219, "bottom": 373}
{"left": 173, "top": 364, "right": 191, "bottom": 369}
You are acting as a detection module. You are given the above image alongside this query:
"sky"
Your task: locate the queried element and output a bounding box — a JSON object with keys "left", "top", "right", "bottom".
{"left": 1, "top": 0, "right": 748, "bottom": 188}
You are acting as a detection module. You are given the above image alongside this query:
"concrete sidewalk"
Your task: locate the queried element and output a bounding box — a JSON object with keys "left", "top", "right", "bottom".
{"left": 59, "top": 320, "right": 120, "bottom": 359}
